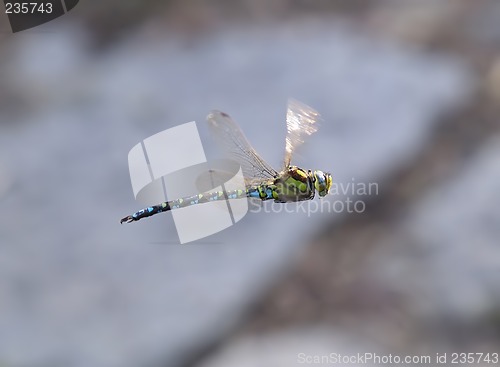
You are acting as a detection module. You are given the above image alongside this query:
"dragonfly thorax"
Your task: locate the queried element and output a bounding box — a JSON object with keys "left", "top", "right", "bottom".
{"left": 270, "top": 166, "right": 313, "bottom": 202}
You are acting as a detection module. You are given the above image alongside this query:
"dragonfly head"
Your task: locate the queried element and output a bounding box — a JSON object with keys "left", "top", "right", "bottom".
{"left": 313, "top": 170, "right": 332, "bottom": 197}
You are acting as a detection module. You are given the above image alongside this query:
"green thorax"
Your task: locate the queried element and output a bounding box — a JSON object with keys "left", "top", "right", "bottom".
{"left": 248, "top": 166, "right": 315, "bottom": 203}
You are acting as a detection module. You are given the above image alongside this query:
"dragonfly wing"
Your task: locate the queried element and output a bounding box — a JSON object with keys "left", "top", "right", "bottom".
{"left": 284, "top": 99, "right": 321, "bottom": 168}
{"left": 207, "top": 110, "right": 278, "bottom": 182}
{"left": 195, "top": 168, "right": 258, "bottom": 193}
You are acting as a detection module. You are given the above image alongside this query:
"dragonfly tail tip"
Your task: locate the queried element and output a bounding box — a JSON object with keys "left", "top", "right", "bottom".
{"left": 120, "top": 216, "right": 134, "bottom": 224}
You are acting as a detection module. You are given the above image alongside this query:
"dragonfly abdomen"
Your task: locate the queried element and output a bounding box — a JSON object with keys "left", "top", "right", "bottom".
{"left": 120, "top": 188, "right": 248, "bottom": 224}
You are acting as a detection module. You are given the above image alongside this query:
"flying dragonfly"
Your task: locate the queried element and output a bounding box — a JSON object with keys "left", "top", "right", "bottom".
{"left": 120, "top": 99, "right": 332, "bottom": 224}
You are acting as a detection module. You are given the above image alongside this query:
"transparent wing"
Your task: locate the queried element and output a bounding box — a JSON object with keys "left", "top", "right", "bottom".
{"left": 195, "top": 160, "right": 256, "bottom": 193}
{"left": 207, "top": 110, "right": 278, "bottom": 183}
{"left": 284, "top": 99, "right": 321, "bottom": 168}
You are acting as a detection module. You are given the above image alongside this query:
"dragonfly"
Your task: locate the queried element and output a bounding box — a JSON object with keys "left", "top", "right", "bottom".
{"left": 120, "top": 99, "right": 332, "bottom": 224}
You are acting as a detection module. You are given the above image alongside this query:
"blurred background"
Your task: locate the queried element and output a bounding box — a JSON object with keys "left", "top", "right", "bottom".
{"left": 0, "top": 0, "right": 499, "bottom": 366}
